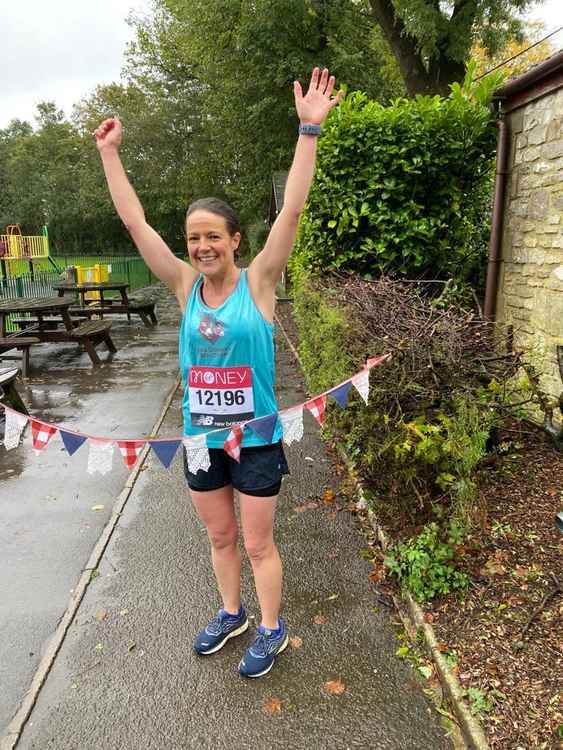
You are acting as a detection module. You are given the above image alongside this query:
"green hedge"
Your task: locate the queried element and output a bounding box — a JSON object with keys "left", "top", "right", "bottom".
{"left": 293, "top": 78, "right": 498, "bottom": 284}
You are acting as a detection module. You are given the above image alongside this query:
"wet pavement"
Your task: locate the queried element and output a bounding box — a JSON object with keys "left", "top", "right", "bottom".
{"left": 1, "top": 288, "right": 452, "bottom": 749}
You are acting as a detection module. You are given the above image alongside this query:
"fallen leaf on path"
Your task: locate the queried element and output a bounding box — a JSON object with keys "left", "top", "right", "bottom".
{"left": 322, "top": 679, "right": 346, "bottom": 695}
{"left": 313, "top": 614, "right": 328, "bottom": 625}
{"left": 91, "top": 505, "right": 105, "bottom": 512}
{"left": 290, "top": 636, "right": 303, "bottom": 649}
{"left": 263, "top": 697, "right": 282, "bottom": 715}
{"left": 95, "top": 609, "right": 109, "bottom": 622}
{"left": 424, "top": 612, "right": 435, "bottom": 624}
{"left": 294, "top": 501, "right": 319, "bottom": 513}
{"left": 322, "top": 488, "right": 335, "bottom": 504}
{"left": 128, "top": 641, "right": 136, "bottom": 652}
{"left": 326, "top": 594, "right": 339, "bottom": 601}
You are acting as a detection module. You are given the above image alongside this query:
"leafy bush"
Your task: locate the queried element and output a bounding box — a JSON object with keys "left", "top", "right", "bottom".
{"left": 292, "top": 68, "right": 499, "bottom": 286}
{"left": 384, "top": 521, "right": 470, "bottom": 603}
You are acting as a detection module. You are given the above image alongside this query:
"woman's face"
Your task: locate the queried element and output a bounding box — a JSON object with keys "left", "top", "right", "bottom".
{"left": 186, "top": 209, "right": 240, "bottom": 277}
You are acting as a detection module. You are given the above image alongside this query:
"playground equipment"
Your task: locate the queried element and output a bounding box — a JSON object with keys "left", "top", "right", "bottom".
{"left": 0, "top": 225, "right": 61, "bottom": 279}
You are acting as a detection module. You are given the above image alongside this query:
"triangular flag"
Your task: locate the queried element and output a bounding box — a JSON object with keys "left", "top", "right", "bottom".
{"left": 150, "top": 439, "right": 181, "bottom": 469}
{"left": 246, "top": 414, "right": 278, "bottom": 443}
{"left": 224, "top": 425, "right": 244, "bottom": 462}
{"left": 328, "top": 381, "right": 352, "bottom": 408}
{"left": 3, "top": 408, "right": 28, "bottom": 451}
{"left": 305, "top": 395, "right": 326, "bottom": 426}
{"left": 60, "top": 429, "right": 88, "bottom": 456}
{"left": 31, "top": 419, "right": 58, "bottom": 454}
{"left": 183, "top": 435, "right": 211, "bottom": 474}
{"left": 87, "top": 439, "right": 114, "bottom": 475}
{"left": 117, "top": 440, "right": 146, "bottom": 470}
{"left": 352, "top": 369, "right": 370, "bottom": 405}
{"left": 279, "top": 406, "right": 304, "bottom": 446}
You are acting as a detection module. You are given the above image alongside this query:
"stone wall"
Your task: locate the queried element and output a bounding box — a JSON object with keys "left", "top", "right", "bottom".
{"left": 496, "top": 86, "right": 563, "bottom": 406}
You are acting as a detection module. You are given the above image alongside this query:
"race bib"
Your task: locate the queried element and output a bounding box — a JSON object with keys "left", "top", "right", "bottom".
{"left": 189, "top": 366, "right": 255, "bottom": 428}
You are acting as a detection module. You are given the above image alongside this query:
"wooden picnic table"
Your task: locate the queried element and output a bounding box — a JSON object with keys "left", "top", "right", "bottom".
{"left": 0, "top": 367, "right": 28, "bottom": 414}
{"left": 53, "top": 281, "right": 130, "bottom": 307}
{"left": 0, "top": 296, "right": 117, "bottom": 367}
{"left": 53, "top": 281, "right": 157, "bottom": 327}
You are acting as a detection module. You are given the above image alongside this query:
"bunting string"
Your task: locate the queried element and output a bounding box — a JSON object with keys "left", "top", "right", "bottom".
{"left": 1, "top": 354, "right": 390, "bottom": 474}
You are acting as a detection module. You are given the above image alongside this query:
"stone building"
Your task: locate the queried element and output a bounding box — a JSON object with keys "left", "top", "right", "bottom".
{"left": 491, "top": 52, "right": 563, "bottom": 404}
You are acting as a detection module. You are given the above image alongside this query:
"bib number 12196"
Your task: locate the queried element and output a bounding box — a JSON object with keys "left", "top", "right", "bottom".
{"left": 189, "top": 366, "right": 254, "bottom": 428}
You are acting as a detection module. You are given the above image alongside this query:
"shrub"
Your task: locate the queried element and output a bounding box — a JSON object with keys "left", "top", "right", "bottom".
{"left": 292, "top": 68, "right": 500, "bottom": 287}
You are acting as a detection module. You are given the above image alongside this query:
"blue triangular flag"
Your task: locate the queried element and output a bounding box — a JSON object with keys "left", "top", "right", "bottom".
{"left": 149, "top": 439, "right": 181, "bottom": 469}
{"left": 328, "top": 381, "right": 353, "bottom": 408}
{"left": 60, "top": 429, "right": 88, "bottom": 456}
{"left": 246, "top": 414, "right": 278, "bottom": 443}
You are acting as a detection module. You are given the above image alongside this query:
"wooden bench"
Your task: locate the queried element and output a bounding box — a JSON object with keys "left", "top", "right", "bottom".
{"left": 13, "top": 318, "right": 62, "bottom": 332}
{"left": 0, "top": 337, "right": 40, "bottom": 379}
{"left": 68, "top": 320, "right": 117, "bottom": 365}
{"left": 68, "top": 300, "right": 157, "bottom": 328}
{"left": 0, "top": 367, "right": 29, "bottom": 416}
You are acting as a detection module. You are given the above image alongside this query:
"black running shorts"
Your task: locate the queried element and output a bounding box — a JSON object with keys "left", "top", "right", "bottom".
{"left": 184, "top": 441, "right": 289, "bottom": 497}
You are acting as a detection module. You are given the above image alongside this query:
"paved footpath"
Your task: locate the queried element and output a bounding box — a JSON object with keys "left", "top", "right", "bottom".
{"left": 5, "top": 300, "right": 452, "bottom": 750}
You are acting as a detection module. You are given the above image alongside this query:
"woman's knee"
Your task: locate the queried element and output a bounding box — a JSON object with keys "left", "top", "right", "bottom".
{"left": 208, "top": 524, "right": 238, "bottom": 551}
{"left": 244, "top": 536, "right": 275, "bottom": 562}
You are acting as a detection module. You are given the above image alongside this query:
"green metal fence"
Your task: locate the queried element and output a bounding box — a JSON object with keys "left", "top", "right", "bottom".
{"left": 0, "top": 257, "right": 158, "bottom": 333}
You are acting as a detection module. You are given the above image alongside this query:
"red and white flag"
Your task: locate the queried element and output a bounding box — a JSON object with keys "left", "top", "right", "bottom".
{"left": 306, "top": 395, "right": 326, "bottom": 426}
{"left": 117, "top": 440, "right": 146, "bottom": 470}
{"left": 31, "top": 419, "right": 58, "bottom": 454}
{"left": 223, "top": 425, "right": 244, "bottom": 462}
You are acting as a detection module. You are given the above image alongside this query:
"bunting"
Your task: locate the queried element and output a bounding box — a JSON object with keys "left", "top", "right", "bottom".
{"left": 306, "top": 395, "right": 327, "bottom": 426}
{"left": 117, "top": 440, "right": 145, "bottom": 470}
{"left": 1, "top": 354, "right": 390, "bottom": 475}
{"left": 31, "top": 420, "right": 58, "bottom": 454}
{"left": 149, "top": 439, "right": 181, "bottom": 469}
{"left": 279, "top": 406, "right": 304, "bottom": 446}
{"left": 224, "top": 425, "right": 244, "bottom": 462}
{"left": 183, "top": 435, "right": 211, "bottom": 474}
{"left": 4, "top": 409, "right": 28, "bottom": 451}
{"left": 87, "top": 439, "right": 114, "bottom": 476}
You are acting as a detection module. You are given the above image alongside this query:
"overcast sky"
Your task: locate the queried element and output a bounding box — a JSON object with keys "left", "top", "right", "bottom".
{"left": 1, "top": 0, "right": 563, "bottom": 130}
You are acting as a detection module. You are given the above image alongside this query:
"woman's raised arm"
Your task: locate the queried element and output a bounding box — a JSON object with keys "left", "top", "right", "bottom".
{"left": 248, "top": 68, "right": 342, "bottom": 293}
{"left": 95, "top": 118, "right": 196, "bottom": 304}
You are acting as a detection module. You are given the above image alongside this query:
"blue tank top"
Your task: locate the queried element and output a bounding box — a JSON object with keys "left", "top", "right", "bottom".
{"left": 178, "top": 269, "right": 282, "bottom": 448}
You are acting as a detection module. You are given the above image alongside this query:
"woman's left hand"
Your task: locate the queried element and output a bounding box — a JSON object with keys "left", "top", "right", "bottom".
{"left": 294, "top": 67, "right": 343, "bottom": 126}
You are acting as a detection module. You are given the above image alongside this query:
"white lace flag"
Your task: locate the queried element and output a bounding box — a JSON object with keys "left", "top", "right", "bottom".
{"left": 87, "top": 439, "right": 115, "bottom": 476}
{"left": 279, "top": 406, "right": 304, "bottom": 446}
{"left": 4, "top": 409, "right": 29, "bottom": 451}
{"left": 183, "top": 435, "right": 211, "bottom": 474}
{"left": 352, "top": 369, "right": 370, "bottom": 405}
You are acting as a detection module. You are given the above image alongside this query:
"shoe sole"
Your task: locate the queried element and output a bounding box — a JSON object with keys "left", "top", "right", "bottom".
{"left": 195, "top": 619, "right": 249, "bottom": 655}
{"left": 239, "top": 634, "right": 289, "bottom": 678}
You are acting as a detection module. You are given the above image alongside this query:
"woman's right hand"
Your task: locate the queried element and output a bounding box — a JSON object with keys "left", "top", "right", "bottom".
{"left": 94, "top": 117, "right": 123, "bottom": 152}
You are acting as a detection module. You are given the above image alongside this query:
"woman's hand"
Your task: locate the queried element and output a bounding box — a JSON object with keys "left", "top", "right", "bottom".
{"left": 294, "top": 67, "right": 343, "bottom": 127}
{"left": 94, "top": 117, "right": 123, "bottom": 152}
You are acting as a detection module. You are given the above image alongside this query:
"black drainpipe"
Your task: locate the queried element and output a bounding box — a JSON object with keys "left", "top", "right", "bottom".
{"left": 484, "top": 117, "right": 509, "bottom": 321}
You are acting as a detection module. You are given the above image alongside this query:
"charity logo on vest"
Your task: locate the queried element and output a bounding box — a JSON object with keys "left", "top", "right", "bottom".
{"left": 188, "top": 365, "right": 255, "bottom": 427}
{"left": 198, "top": 313, "right": 225, "bottom": 342}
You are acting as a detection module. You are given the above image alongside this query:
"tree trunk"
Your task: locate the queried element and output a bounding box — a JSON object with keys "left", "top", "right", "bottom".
{"left": 368, "top": 0, "right": 467, "bottom": 96}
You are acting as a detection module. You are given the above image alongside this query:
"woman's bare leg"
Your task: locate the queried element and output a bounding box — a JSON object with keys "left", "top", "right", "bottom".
{"left": 239, "top": 493, "right": 281, "bottom": 630}
{"left": 189, "top": 485, "right": 241, "bottom": 613}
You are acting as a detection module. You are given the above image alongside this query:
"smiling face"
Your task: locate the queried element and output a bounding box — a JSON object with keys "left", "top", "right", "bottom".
{"left": 186, "top": 209, "right": 241, "bottom": 278}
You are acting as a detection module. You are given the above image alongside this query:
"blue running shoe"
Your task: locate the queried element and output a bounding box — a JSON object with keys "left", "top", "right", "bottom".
{"left": 238, "top": 618, "right": 289, "bottom": 678}
{"left": 193, "top": 607, "right": 249, "bottom": 655}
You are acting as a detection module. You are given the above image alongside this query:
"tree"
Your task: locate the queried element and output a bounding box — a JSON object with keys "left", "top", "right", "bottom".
{"left": 124, "top": 0, "right": 405, "bottom": 224}
{"left": 472, "top": 20, "right": 555, "bottom": 78}
{"left": 367, "top": 0, "right": 537, "bottom": 95}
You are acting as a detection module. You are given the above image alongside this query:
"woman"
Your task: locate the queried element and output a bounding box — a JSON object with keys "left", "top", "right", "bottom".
{"left": 95, "top": 67, "right": 342, "bottom": 678}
